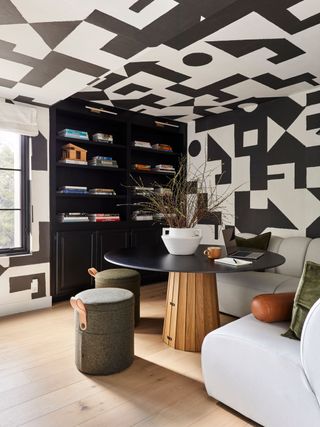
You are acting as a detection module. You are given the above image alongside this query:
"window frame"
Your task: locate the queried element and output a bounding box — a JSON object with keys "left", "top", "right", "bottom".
{"left": 0, "top": 135, "right": 30, "bottom": 257}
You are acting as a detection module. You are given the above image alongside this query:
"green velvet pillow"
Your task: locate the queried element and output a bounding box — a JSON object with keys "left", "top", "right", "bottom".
{"left": 235, "top": 232, "right": 271, "bottom": 251}
{"left": 283, "top": 261, "right": 320, "bottom": 340}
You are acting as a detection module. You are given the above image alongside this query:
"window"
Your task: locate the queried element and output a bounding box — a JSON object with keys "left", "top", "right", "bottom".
{"left": 0, "top": 131, "right": 30, "bottom": 256}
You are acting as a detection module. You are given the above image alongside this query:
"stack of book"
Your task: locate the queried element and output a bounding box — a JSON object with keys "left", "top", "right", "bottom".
{"left": 92, "top": 133, "right": 113, "bottom": 143}
{"left": 58, "top": 129, "right": 89, "bottom": 140}
{"left": 153, "top": 164, "right": 175, "bottom": 173}
{"left": 132, "top": 140, "right": 152, "bottom": 149}
{"left": 58, "top": 186, "right": 87, "bottom": 194}
{"left": 132, "top": 210, "right": 153, "bottom": 221}
{"left": 132, "top": 163, "right": 151, "bottom": 171}
{"left": 88, "top": 213, "right": 121, "bottom": 222}
{"left": 152, "top": 144, "right": 173, "bottom": 152}
{"left": 133, "top": 186, "right": 154, "bottom": 196}
{"left": 88, "top": 188, "right": 116, "bottom": 196}
{"left": 89, "top": 156, "right": 118, "bottom": 168}
{"left": 154, "top": 187, "right": 172, "bottom": 196}
{"left": 57, "top": 213, "right": 89, "bottom": 223}
{"left": 59, "top": 159, "right": 88, "bottom": 165}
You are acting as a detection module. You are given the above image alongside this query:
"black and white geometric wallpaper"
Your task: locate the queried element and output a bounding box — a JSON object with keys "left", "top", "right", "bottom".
{"left": 188, "top": 87, "right": 320, "bottom": 241}
{"left": 0, "top": 104, "right": 51, "bottom": 316}
{"left": 0, "top": 1, "right": 319, "bottom": 122}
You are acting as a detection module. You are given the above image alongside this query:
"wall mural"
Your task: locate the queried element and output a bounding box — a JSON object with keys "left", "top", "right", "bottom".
{"left": 188, "top": 88, "right": 320, "bottom": 241}
{"left": 0, "top": 105, "right": 50, "bottom": 316}
{"left": 0, "top": 1, "right": 319, "bottom": 122}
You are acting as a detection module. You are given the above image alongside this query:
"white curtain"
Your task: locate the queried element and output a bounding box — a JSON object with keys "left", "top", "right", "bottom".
{"left": 0, "top": 101, "right": 38, "bottom": 137}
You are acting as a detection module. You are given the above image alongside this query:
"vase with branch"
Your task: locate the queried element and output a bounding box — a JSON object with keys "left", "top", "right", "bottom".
{"left": 130, "top": 157, "right": 237, "bottom": 255}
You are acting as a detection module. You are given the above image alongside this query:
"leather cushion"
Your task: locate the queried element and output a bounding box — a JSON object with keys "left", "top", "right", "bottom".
{"left": 236, "top": 232, "right": 271, "bottom": 251}
{"left": 251, "top": 293, "right": 295, "bottom": 323}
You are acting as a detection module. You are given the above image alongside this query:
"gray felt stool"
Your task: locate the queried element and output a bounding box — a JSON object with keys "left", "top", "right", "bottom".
{"left": 70, "top": 287, "right": 134, "bottom": 375}
{"left": 88, "top": 267, "right": 141, "bottom": 325}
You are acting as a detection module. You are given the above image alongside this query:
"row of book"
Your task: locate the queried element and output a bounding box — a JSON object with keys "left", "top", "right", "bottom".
{"left": 132, "top": 163, "right": 175, "bottom": 173}
{"left": 132, "top": 141, "right": 173, "bottom": 152}
{"left": 59, "top": 156, "right": 118, "bottom": 168}
{"left": 57, "top": 213, "right": 121, "bottom": 223}
{"left": 58, "top": 129, "right": 113, "bottom": 143}
{"left": 57, "top": 186, "right": 116, "bottom": 195}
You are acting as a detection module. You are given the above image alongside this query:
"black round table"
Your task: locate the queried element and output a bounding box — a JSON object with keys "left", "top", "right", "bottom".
{"left": 105, "top": 245, "right": 285, "bottom": 352}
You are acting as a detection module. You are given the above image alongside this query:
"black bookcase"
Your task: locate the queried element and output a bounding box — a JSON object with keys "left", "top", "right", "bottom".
{"left": 50, "top": 99, "right": 187, "bottom": 299}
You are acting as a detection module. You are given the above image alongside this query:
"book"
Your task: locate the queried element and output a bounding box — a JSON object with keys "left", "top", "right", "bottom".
{"left": 133, "top": 164, "right": 151, "bottom": 171}
{"left": 91, "top": 156, "right": 113, "bottom": 161}
{"left": 214, "top": 257, "right": 252, "bottom": 267}
{"left": 58, "top": 189, "right": 87, "bottom": 194}
{"left": 59, "top": 159, "right": 88, "bottom": 165}
{"left": 132, "top": 140, "right": 152, "bottom": 148}
{"left": 88, "top": 188, "right": 116, "bottom": 195}
{"left": 58, "top": 129, "right": 89, "bottom": 140}
{"left": 92, "top": 133, "right": 113, "bottom": 143}
{"left": 155, "top": 164, "right": 175, "bottom": 170}
{"left": 59, "top": 186, "right": 87, "bottom": 191}
{"left": 152, "top": 144, "right": 173, "bottom": 151}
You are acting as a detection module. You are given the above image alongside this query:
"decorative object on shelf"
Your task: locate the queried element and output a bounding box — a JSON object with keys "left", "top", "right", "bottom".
{"left": 88, "top": 188, "right": 116, "bottom": 195}
{"left": 57, "top": 212, "right": 89, "bottom": 222}
{"left": 92, "top": 133, "right": 113, "bottom": 143}
{"left": 61, "top": 143, "right": 87, "bottom": 163}
{"left": 132, "top": 140, "right": 152, "bottom": 148}
{"left": 58, "top": 128, "right": 89, "bottom": 140}
{"left": 132, "top": 163, "right": 151, "bottom": 171}
{"left": 88, "top": 213, "right": 120, "bottom": 222}
{"left": 58, "top": 186, "right": 87, "bottom": 194}
{"left": 162, "top": 227, "right": 202, "bottom": 255}
{"left": 88, "top": 156, "right": 118, "bottom": 168}
{"left": 152, "top": 143, "right": 172, "bottom": 152}
{"left": 131, "top": 158, "right": 238, "bottom": 255}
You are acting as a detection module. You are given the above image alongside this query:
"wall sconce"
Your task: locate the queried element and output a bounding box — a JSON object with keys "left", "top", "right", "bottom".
{"left": 238, "top": 103, "right": 258, "bottom": 112}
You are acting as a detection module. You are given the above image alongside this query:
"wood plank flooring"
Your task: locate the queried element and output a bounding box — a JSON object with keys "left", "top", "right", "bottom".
{"left": 0, "top": 282, "right": 257, "bottom": 427}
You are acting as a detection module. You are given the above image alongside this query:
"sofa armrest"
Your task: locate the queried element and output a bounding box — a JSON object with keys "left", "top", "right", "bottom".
{"left": 301, "top": 298, "right": 320, "bottom": 404}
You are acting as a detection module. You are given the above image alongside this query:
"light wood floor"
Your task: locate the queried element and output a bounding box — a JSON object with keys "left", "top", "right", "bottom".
{"left": 0, "top": 282, "right": 257, "bottom": 427}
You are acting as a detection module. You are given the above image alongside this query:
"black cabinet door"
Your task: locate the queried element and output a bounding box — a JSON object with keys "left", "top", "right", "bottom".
{"left": 131, "top": 225, "right": 167, "bottom": 284}
{"left": 55, "top": 231, "right": 95, "bottom": 296}
{"left": 131, "top": 225, "right": 162, "bottom": 248}
{"left": 97, "top": 229, "right": 129, "bottom": 271}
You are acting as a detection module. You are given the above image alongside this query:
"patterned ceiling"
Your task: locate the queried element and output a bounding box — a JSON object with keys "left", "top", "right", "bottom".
{"left": 0, "top": 0, "right": 320, "bottom": 122}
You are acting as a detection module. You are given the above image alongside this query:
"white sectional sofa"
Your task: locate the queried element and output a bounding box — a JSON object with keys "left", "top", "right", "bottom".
{"left": 202, "top": 298, "right": 320, "bottom": 427}
{"left": 202, "top": 236, "right": 320, "bottom": 427}
{"left": 217, "top": 235, "right": 320, "bottom": 317}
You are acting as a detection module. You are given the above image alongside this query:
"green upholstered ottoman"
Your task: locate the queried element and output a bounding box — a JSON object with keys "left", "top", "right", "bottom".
{"left": 70, "top": 287, "right": 134, "bottom": 375}
{"left": 88, "top": 268, "right": 140, "bottom": 325}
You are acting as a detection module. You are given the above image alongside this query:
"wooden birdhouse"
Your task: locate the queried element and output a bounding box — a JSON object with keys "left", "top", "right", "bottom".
{"left": 61, "top": 143, "right": 87, "bottom": 161}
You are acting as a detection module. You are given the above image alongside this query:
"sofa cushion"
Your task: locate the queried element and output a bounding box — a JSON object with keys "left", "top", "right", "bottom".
{"left": 305, "top": 238, "right": 320, "bottom": 264}
{"left": 284, "top": 261, "right": 320, "bottom": 340}
{"left": 275, "top": 237, "right": 311, "bottom": 277}
{"left": 236, "top": 232, "right": 271, "bottom": 250}
{"left": 201, "top": 315, "right": 320, "bottom": 427}
{"left": 217, "top": 271, "right": 299, "bottom": 317}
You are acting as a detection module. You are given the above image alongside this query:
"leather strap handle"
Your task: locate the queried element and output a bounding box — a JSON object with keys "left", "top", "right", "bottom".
{"left": 88, "top": 267, "right": 98, "bottom": 277}
{"left": 70, "top": 297, "right": 87, "bottom": 330}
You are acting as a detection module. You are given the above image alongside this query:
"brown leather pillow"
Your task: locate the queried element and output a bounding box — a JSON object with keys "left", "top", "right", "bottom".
{"left": 251, "top": 293, "right": 295, "bottom": 323}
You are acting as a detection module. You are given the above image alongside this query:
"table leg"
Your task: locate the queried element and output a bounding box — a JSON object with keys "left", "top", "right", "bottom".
{"left": 162, "top": 272, "right": 220, "bottom": 352}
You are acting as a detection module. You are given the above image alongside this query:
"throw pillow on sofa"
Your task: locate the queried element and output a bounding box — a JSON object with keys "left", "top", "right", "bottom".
{"left": 283, "top": 261, "right": 320, "bottom": 340}
{"left": 235, "top": 232, "right": 271, "bottom": 250}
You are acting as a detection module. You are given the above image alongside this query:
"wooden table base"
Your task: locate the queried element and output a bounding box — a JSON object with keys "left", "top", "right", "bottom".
{"left": 162, "top": 272, "right": 220, "bottom": 352}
